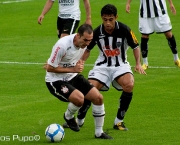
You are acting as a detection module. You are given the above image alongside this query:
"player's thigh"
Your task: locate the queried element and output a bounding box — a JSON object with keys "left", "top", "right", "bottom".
{"left": 85, "top": 87, "right": 103, "bottom": 105}
{"left": 70, "top": 74, "right": 94, "bottom": 96}
{"left": 139, "top": 17, "right": 154, "bottom": 34}
{"left": 46, "top": 81, "right": 75, "bottom": 102}
{"left": 116, "top": 73, "right": 134, "bottom": 89}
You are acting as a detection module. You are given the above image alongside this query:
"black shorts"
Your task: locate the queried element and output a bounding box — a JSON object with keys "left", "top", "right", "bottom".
{"left": 46, "top": 74, "right": 94, "bottom": 102}
{"left": 57, "top": 17, "right": 80, "bottom": 38}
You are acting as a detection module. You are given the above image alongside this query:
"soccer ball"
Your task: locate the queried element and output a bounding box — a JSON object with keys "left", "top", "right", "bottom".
{"left": 45, "top": 123, "right": 65, "bottom": 142}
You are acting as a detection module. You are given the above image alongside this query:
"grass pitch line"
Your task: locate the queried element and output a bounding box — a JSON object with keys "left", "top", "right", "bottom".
{"left": 0, "top": 0, "right": 31, "bottom": 4}
{"left": 0, "top": 61, "right": 177, "bottom": 68}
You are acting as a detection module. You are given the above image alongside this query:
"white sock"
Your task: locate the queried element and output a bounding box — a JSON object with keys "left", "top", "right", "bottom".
{"left": 143, "top": 57, "right": 148, "bottom": 65}
{"left": 65, "top": 102, "right": 80, "bottom": 120}
{"left": 173, "top": 54, "right": 179, "bottom": 61}
{"left": 114, "top": 117, "right": 123, "bottom": 125}
{"left": 92, "top": 104, "right": 105, "bottom": 137}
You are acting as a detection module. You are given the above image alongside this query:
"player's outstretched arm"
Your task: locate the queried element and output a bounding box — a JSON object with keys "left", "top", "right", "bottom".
{"left": 83, "top": 0, "right": 92, "bottom": 25}
{"left": 38, "top": 0, "right": 54, "bottom": 25}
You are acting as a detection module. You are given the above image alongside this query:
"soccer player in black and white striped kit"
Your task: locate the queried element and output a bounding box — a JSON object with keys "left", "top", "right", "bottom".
{"left": 126, "top": 0, "right": 180, "bottom": 70}
{"left": 63, "top": 4, "right": 146, "bottom": 131}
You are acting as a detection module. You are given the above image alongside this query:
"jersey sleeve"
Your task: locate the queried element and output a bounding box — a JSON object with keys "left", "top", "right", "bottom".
{"left": 48, "top": 43, "right": 66, "bottom": 68}
{"left": 125, "top": 26, "right": 139, "bottom": 49}
{"left": 87, "top": 29, "right": 98, "bottom": 51}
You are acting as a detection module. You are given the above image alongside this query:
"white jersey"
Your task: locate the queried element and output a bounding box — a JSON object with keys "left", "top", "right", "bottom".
{"left": 45, "top": 34, "right": 86, "bottom": 82}
{"left": 139, "top": 0, "right": 168, "bottom": 18}
{"left": 52, "top": 0, "right": 80, "bottom": 20}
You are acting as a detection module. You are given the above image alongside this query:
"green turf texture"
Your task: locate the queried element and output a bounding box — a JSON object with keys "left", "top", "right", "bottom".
{"left": 0, "top": 0, "right": 180, "bottom": 144}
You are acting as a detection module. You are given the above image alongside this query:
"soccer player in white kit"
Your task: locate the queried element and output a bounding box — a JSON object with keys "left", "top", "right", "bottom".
{"left": 126, "top": 0, "right": 180, "bottom": 70}
{"left": 44, "top": 24, "right": 112, "bottom": 139}
{"left": 38, "top": 0, "right": 91, "bottom": 38}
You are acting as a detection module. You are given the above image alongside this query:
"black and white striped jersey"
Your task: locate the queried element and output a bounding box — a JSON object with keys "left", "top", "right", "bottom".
{"left": 87, "top": 21, "right": 139, "bottom": 67}
{"left": 139, "top": 0, "right": 168, "bottom": 18}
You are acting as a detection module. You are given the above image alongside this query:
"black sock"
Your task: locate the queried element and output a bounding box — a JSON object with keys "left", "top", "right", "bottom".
{"left": 77, "top": 99, "right": 91, "bottom": 119}
{"left": 167, "top": 35, "right": 178, "bottom": 54}
{"left": 141, "top": 37, "right": 149, "bottom": 58}
{"left": 116, "top": 91, "right": 132, "bottom": 120}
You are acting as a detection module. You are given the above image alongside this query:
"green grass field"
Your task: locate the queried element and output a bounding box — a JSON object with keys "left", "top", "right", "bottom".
{"left": 0, "top": 0, "right": 180, "bottom": 144}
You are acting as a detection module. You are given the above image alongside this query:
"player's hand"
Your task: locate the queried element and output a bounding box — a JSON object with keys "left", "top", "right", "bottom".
{"left": 43, "top": 61, "right": 48, "bottom": 70}
{"left": 134, "top": 65, "right": 147, "bottom": 75}
{"left": 74, "top": 60, "right": 84, "bottom": 73}
{"left": 126, "top": 3, "right": 131, "bottom": 13}
{"left": 170, "top": 4, "right": 176, "bottom": 15}
{"left": 38, "top": 15, "right": 44, "bottom": 25}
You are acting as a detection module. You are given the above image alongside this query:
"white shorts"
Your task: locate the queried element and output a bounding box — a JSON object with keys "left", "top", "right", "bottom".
{"left": 139, "top": 14, "right": 172, "bottom": 34}
{"left": 88, "top": 63, "right": 133, "bottom": 91}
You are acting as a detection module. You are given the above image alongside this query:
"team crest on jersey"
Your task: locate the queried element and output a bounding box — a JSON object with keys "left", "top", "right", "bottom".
{"left": 61, "top": 86, "right": 69, "bottom": 94}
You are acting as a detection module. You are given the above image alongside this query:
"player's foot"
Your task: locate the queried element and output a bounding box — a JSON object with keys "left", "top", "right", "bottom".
{"left": 62, "top": 121, "right": 84, "bottom": 128}
{"left": 142, "top": 64, "right": 148, "bottom": 70}
{"left": 95, "top": 132, "right": 113, "bottom": 139}
{"left": 113, "top": 122, "right": 128, "bottom": 131}
{"left": 63, "top": 114, "right": 80, "bottom": 132}
{"left": 175, "top": 59, "right": 180, "bottom": 67}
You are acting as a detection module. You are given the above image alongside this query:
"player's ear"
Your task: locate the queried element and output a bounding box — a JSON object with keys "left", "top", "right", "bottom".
{"left": 115, "top": 15, "right": 118, "bottom": 20}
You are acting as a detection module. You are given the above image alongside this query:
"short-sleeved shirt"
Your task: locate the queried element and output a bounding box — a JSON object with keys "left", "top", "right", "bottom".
{"left": 45, "top": 34, "right": 86, "bottom": 82}
{"left": 52, "top": 0, "right": 81, "bottom": 20}
{"left": 87, "top": 21, "right": 139, "bottom": 67}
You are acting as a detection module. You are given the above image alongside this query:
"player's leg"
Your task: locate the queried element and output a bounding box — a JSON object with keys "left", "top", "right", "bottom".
{"left": 141, "top": 34, "right": 149, "bottom": 69}
{"left": 46, "top": 81, "right": 83, "bottom": 132}
{"left": 139, "top": 17, "right": 154, "bottom": 70}
{"left": 164, "top": 31, "right": 180, "bottom": 67}
{"left": 85, "top": 87, "right": 112, "bottom": 139}
{"left": 113, "top": 73, "right": 134, "bottom": 131}
{"left": 155, "top": 15, "right": 180, "bottom": 67}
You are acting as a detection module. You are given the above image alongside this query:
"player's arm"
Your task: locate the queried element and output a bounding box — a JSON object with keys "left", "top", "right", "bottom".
{"left": 126, "top": 28, "right": 146, "bottom": 74}
{"left": 81, "top": 49, "right": 90, "bottom": 61}
{"left": 83, "top": 0, "right": 92, "bottom": 25}
{"left": 46, "top": 62, "right": 84, "bottom": 73}
{"left": 126, "top": 0, "right": 132, "bottom": 13}
{"left": 133, "top": 47, "right": 146, "bottom": 75}
{"left": 167, "top": 0, "right": 176, "bottom": 15}
{"left": 38, "top": 0, "right": 54, "bottom": 24}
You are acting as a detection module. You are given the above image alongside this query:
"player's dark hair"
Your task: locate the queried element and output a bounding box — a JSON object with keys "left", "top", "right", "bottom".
{"left": 101, "top": 4, "right": 117, "bottom": 16}
{"left": 77, "top": 24, "right": 93, "bottom": 37}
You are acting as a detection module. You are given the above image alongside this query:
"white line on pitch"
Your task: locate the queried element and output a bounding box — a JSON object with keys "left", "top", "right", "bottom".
{"left": 0, "top": 61, "right": 177, "bottom": 68}
{"left": 0, "top": 0, "right": 31, "bottom": 4}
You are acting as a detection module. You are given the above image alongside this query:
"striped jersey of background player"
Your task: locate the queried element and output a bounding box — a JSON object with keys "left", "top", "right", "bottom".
{"left": 38, "top": 0, "right": 91, "bottom": 38}
{"left": 126, "top": 0, "right": 180, "bottom": 70}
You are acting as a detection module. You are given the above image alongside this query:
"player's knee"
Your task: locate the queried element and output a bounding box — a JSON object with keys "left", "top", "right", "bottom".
{"left": 74, "top": 97, "right": 84, "bottom": 107}
{"left": 92, "top": 93, "right": 103, "bottom": 105}
{"left": 123, "top": 82, "right": 134, "bottom": 92}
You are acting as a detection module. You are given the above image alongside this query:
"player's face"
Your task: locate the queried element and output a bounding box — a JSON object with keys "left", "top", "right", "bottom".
{"left": 78, "top": 32, "right": 93, "bottom": 48}
{"left": 101, "top": 14, "right": 117, "bottom": 33}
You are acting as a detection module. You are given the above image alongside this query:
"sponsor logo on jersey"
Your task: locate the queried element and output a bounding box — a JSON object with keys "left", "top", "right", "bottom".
{"left": 51, "top": 47, "right": 60, "bottom": 63}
